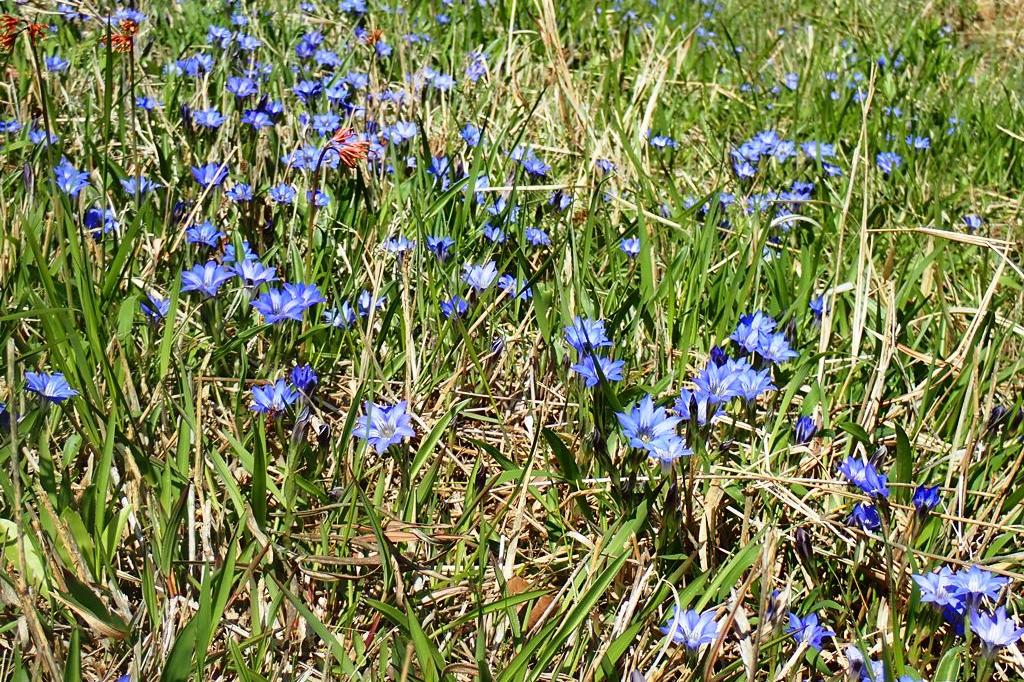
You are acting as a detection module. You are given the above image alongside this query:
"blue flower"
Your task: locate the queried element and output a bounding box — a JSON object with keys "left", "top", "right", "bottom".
{"left": 648, "top": 436, "right": 693, "bottom": 465}
{"left": 757, "top": 332, "right": 798, "bottom": 364}
{"left": 482, "top": 224, "right": 506, "bottom": 244}
{"left": 952, "top": 565, "right": 1008, "bottom": 605}
{"left": 306, "top": 189, "right": 330, "bottom": 207}
{"left": 809, "top": 295, "right": 826, "bottom": 320}
{"left": 498, "top": 274, "right": 531, "bottom": 300}
{"left": 565, "top": 317, "right": 612, "bottom": 354}
{"left": 462, "top": 261, "right": 499, "bottom": 291}
{"left": 460, "top": 123, "right": 481, "bottom": 147}
{"left": 223, "top": 241, "right": 257, "bottom": 264}
{"left": 649, "top": 133, "right": 679, "bottom": 150}
{"left": 290, "top": 364, "right": 318, "bottom": 394}
{"left": 548, "top": 190, "right": 572, "bottom": 211}
{"left": 252, "top": 288, "right": 305, "bottom": 323}
{"left": 971, "top": 607, "right": 1024, "bottom": 653}
{"left": 731, "top": 311, "right": 777, "bottom": 354}
{"left": 284, "top": 283, "right": 326, "bottom": 310}
{"left": 570, "top": 355, "right": 624, "bottom": 388}
{"left": 385, "top": 121, "right": 418, "bottom": 144}
{"left": 620, "top": 237, "right": 640, "bottom": 259}
{"left": 905, "top": 135, "right": 930, "bottom": 150}
{"left": 241, "top": 109, "right": 274, "bottom": 130}
{"left": 84, "top": 207, "right": 118, "bottom": 239}
{"left": 838, "top": 456, "right": 889, "bottom": 498}
{"left": 912, "top": 567, "right": 961, "bottom": 609}
{"left": 191, "top": 163, "right": 229, "bottom": 188}
{"left": 733, "top": 366, "right": 775, "bottom": 401}
{"left": 141, "top": 293, "right": 170, "bottom": 323}
{"left": 136, "top": 96, "right": 161, "bottom": 111}
{"left": 227, "top": 76, "right": 259, "bottom": 98}
{"left": 962, "top": 214, "right": 983, "bottom": 232}
{"left": 912, "top": 485, "right": 940, "bottom": 513}
{"left": 675, "top": 389, "right": 723, "bottom": 426}
{"left": 357, "top": 290, "right": 386, "bottom": 316}
{"left": 847, "top": 502, "right": 880, "bottom": 530}
{"left": 25, "top": 371, "right": 78, "bottom": 403}
{"left": 54, "top": 157, "right": 90, "bottom": 196}
{"left": 794, "top": 416, "right": 817, "bottom": 444}
{"left": 875, "top": 151, "right": 903, "bottom": 175}
{"left": 181, "top": 262, "right": 234, "bottom": 297}
{"left": 232, "top": 259, "right": 277, "bottom": 288}
{"left": 426, "top": 235, "right": 455, "bottom": 261}
{"left": 383, "top": 236, "right": 416, "bottom": 258}
{"left": 659, "top": 607, "right": 720, "bottom": 650}
{"left": 354, "top": 401, "right": 416, "bottom": 454}
{"left": 193, "top": 108, "right": 226, "bottom": 129}
{"left": 268, "top": 184, "right": 297, "bottom": 204}
{"left": 525, "top": 227, "right": 551, "bottom": 246}
{"left": 121, "top": 176, "right": 161, "bottom": 197}
{"left": 786, "top": 612, "right": 835, "bottom": 651}
{"left": 465, "top": 50, "right": 487, "bottom": 82}
{"left": 226, "top": 183, "right": 254, "bottom": 202}
{"left": 249, "top": 379, "right": 298, "bottom": 416}
{"left": 521, "top": 152, "right": 550, "bottom": 178}
{"left": 693, "top": 360, "right": 744, "bottom": 404}
{"left": 595, "top": 159, "right": 615, "bottom": 175}
{"left": 440, "top": 296, "right": 470, "bottom": 319}
{"left": 324, "top": 304, "right": 357, "bottom": 329}
{"left": 617, "top": 395, "right": 682, "bottom": 454}
{"left": 45, "top": 55, "right": 70, "bottom": 72}
{"left": 186, "top": 221, "right": 225, "bottom": 248}
{"left": 293, "top": 79, "right": 323, "bottom": 102}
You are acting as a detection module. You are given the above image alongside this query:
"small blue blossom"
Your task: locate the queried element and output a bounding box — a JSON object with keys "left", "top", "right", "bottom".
{"left": 290, "top": 364, "right": 318, "bottom": 394}
{"left": 912, "top": 485, "right": 940, "bottom": 514}
{"left": 565, "top": 317, "right": 612, "bottom": 354}
{"left": 141, "top": 293, "right": 171, "bottom": 323}
{"left": 786, "top": 613, "right": 835, "bottom": 651}
{"left": 25, "top": 372, "right": 78, "bottom": 403}
{"left": 659, "top": 607, "right": 721, "bottom": 651}
{"left": 620, "top": 237, "right": 640, "bottom": 259}
{"left": 569, "top": 355, "right": 624, "bottom": 388}
{"left": 426, "top": 235, "right": 455, "bottom": 261}
{"left": 186, "top": 221, "right": 225, "bottom": 248}
{"left": 54, "top": 158, "right": 90, "bottom": 196}
{"left": 875, "top": 151, "right": 903, "bottom": 175}
{"left": 181, "top": 262, "right": 234, "bottom": 297}
{"left": 971, "top": 607, "right": 1024, "bottom": 653}
{"left": 462, "top": 261, "right": 499, "bottom": 291}
{"left": 617, "top": 395, "right": 682, "bottom": 455}
{"left": 461, "top": 123, "right": 481, "bottom": 147}
{"left": 440, "top": 295, "right": 470, "bottom": 319}
{"left": 525, "top": 227, "right": 551, "bottom": 246}
{"left": 232, "top": 259, "right": 277, "bottom": 288}
{"left": 354, "top": 401, "right": 416, "bottom": 454}
{"left": 225, "top": 183, "right": 254, "bottom": 202}
{"left": 268, "top": 184, "right": 297, "bottom": 204}
{"left": 794, "top": 416, "right": 818, "bottom": 444}
{"left": 250, "top": 379, "right": 298, "bottom": 416}
{"left": 838, "top": 456, "right": 890, "bottom": 498}
{"left": 191, "top": 163, "right": 229, "bottom": 188}
{"left": 847, "top": 502, "right": 881, "bottom": 531}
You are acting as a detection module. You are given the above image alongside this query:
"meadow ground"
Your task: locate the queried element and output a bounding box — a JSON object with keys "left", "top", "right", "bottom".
{"left": 1, "top": 0, "right": 1023, "bottom": 680}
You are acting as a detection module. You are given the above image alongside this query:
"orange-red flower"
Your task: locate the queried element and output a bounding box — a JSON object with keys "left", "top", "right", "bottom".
{"left": 362, "top": 28, "right": 384, "bottom": 46}
{"left": 26, "top": 22, "right": 47, "bottom": 43}
{"left": 328, "top": 128, "right": 371, "bottom": 168}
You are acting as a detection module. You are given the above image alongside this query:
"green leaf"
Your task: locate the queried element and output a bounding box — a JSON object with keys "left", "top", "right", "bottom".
{"left": 893, "top": 424, "right": 913, "bottom": 504}
{"left": 161, "top": 614, "right": 198, "bottom": 682}
{"left": 933, "top": 645, "right": 962, "bottom": 682}
{"left": 56, "top": 572, "right": 129, "bottom": 640}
